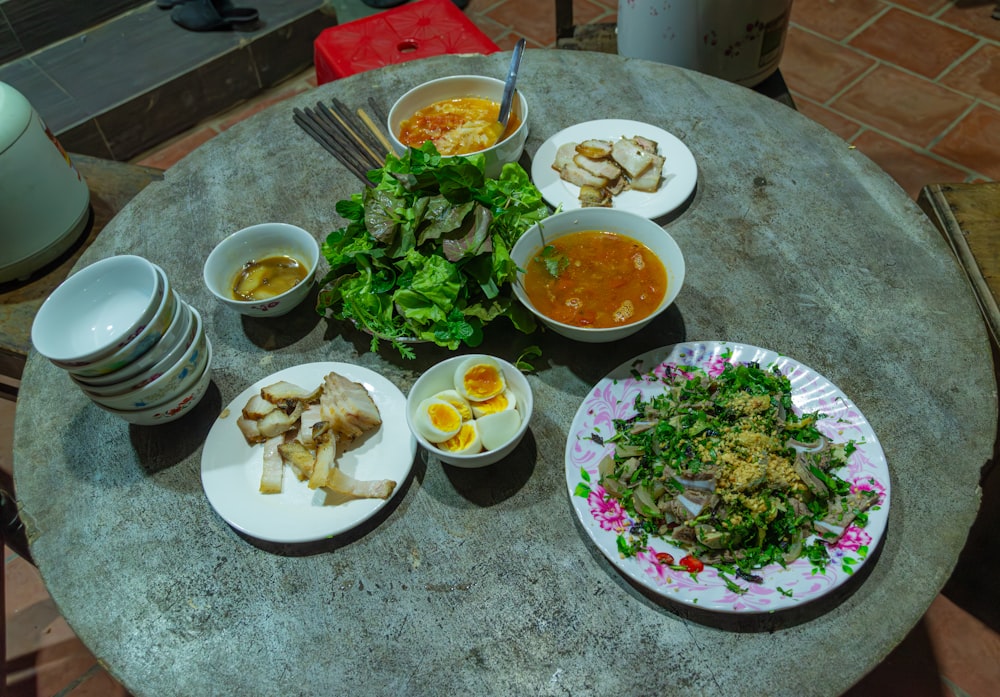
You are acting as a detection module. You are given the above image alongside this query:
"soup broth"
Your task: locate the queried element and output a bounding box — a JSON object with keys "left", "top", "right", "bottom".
{"left": 398, "top": 96, "right": 522, "bottom": 155}
{"left": 232, "top": 254, "right": 308, "bottom": 301}
{"left": 522, "top": 231, "right": 667, "bottom": 328}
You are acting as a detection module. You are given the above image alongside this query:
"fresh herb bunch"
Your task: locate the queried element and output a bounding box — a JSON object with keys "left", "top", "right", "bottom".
{"left": 316, "top": 143, "right": 551, "bottom": 358}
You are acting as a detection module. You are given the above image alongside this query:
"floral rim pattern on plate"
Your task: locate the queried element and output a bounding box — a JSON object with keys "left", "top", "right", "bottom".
{"left": 564, "top": 341, "right": 890, "bottom": 614}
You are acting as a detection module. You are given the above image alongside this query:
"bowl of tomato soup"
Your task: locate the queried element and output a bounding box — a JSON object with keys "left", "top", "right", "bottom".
{"left": 387, "top": 74, "right": 529, "bottom": 178}
{"left": 510, "top": 208, "right": 685, "bottom": 342}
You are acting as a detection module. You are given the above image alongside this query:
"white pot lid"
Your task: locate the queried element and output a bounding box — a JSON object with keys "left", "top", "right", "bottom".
{"left": 0, "top": 82, "right": 33, "bottom": 154}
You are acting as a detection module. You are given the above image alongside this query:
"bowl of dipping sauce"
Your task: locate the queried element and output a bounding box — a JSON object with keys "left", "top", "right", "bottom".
{"left": 387, "top": 74, "right": 529, "bottom": 178}
{"left": 203, "top": 223, "right": 320, "bottom": 318}
{"left": 406, "top": 354, "right": 533, "bottom": 468}
{"left": 509, "top": 208, "right": 685, "bottom": 343}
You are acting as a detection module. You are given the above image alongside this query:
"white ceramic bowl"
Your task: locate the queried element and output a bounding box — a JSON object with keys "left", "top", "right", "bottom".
{"left": 387, "top": 74, "right": 529, "bottom": 178}
{"left": 86, "top": 307, "right": 207, "bottom": 410}
{"left": 31, "top": 255, "right": 163, "bottom": 367}
{"left": 66, "top": 270, "right": 180, "bottom": 378}
{"left": 406, "top": 354, "right": 532, "bottom": 468}
{"left": 203, "top": 223, "right": 320, "bottom": 318}
{"left": 71, "top": 295, "right": 194, "bottom": 389}
{"left": 74, "top": 301, "right": 198, "bottom": 398}
{"left": 509, "top": 208, "right": 685, "bottom": 343}
{"left": 96, "top": 337, "right": 213, "bottom": 426}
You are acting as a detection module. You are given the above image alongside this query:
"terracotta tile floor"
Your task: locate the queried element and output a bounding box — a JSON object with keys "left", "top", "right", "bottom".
{"left": 6, "top": 0, "right": 1000, "bottom": 695}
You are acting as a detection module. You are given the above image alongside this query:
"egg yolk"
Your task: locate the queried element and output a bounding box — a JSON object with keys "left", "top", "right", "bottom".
{"left": 462, "top": 365, "right": 504, "bottom": 401}
{"left": 427, "top": 401, "right": 462, "bottom": 432}
{"left": 439, "top": 423, "right": 481, "bottom": 453}
{"left": 473, "top": 392, "right": 509, "bottom": 416}
{"left": 437, "top": 393, "right": 473, "bottom": 421}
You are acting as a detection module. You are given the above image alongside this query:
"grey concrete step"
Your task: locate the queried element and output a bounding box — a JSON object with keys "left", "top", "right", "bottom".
{"left": 0, "top": 0, "right": 334, "bottom": 161}
{"left": 0, "top": 0, "right": 148, "bottom": 63}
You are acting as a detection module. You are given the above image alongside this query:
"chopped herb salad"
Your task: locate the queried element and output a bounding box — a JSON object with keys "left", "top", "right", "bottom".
{"left": 568, "top": 342, "right": 889, "bottom": 612}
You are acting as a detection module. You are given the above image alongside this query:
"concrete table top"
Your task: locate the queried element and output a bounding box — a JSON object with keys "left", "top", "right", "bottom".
{"left": 14, "top": 50, "right": 996, "bottom": 696}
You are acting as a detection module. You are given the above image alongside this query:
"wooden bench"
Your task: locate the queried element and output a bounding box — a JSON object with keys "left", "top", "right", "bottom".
{"left": 918, "top": 181, "right": 1000, "bottom": 346}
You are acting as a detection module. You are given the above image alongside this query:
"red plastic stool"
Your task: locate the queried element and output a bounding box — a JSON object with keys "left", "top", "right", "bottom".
{"left": 314, "top": 0, "right": 501, "bottom": 84}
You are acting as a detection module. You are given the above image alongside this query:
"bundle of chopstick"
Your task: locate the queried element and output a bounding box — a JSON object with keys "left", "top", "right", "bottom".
{"left": 293, "top": 97, "right": 394, "bottom": 186}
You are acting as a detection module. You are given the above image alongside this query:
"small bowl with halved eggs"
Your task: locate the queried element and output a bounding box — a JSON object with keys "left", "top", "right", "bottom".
{"left": 406, "top": 354, "right": 532, "bottom": 468}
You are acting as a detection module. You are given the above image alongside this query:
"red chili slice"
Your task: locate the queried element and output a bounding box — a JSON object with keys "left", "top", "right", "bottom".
{"left": 655, "top": 552, "right": 675, "bottom": 565}
{"left": 679, "top": 555, "right": 704, "bottom": 573}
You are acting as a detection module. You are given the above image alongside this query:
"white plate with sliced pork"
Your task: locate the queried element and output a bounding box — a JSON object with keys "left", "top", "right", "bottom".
{"left": 531, "top": 119, "right": 697, "bottom": 219}
{"left": 200, "top": 362, "right": 416, "bottom": 544}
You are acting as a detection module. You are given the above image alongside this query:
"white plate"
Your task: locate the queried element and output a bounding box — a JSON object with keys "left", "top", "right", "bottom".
{"left": 201, "top": 362, "right": 416, "bottom": 544}
{"left": 531, "top": 119, "right": 698, "bottom": 219}
{"left": 565, "top": 341, "right": 890, "bottom": 614}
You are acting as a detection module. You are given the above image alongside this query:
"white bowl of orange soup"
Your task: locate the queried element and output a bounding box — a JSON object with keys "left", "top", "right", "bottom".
{"left": 387, "top": 74, "right": 529, "bottom": 178}
{"left": 509, "top": 208, "right": 685, "bottom": 342}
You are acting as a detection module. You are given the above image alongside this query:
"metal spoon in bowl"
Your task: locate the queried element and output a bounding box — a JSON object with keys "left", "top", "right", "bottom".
{"left": 486, "top": 38, "right": 526, "bottom": 147}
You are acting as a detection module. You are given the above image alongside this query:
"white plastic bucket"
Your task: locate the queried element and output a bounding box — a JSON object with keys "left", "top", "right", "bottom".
{"left": 617, "top": 0, "right": 793, "bottom": 87}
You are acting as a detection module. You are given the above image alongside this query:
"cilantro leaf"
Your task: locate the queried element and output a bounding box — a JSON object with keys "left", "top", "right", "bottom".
{"left": 535, "top": 245, "right": 569, "bottom": 278}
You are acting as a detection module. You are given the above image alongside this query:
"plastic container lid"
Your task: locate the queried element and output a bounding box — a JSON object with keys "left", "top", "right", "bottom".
{"left": 0, "top": 82, "right": 33, "bottom": 154}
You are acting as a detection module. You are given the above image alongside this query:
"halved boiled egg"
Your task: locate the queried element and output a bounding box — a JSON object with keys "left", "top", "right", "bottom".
{"left": 470, "top": 389, "right": 517, "bottom": 418}
{"left": 454, "top": 356, "right": 506, "bottom": 402}
{"left": 437, "top": 421, "right": 483, "bottom": 455}
{"left": 413, "top": 397, "right": 463, "bottom": 443}
{"left": 432, "top": 389, "right": 473, "bottom": 422}
{"left": 476, "top": 409, "right": 521, "bottom": 451}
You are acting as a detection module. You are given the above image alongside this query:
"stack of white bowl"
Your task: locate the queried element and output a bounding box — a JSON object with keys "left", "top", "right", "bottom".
{"left": 30, "top": 255, "right": 212, "bottom": 425}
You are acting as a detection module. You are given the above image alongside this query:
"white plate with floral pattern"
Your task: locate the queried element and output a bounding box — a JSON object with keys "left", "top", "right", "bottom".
{"left": 565, "top": 341, "right": 890, "bottom": 614}
{"left": 531, "top": 119, "right": 697, "bottom": 218}
{"left": 201, "top": 362, "right": 416, "bottom": 544}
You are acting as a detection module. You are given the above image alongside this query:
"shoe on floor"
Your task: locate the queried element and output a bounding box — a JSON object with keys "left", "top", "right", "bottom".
{"left": 171, "top": 0, "right": 259, "bottom": 31}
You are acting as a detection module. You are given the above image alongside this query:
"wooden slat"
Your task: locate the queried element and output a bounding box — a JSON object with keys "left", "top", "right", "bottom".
{"left": 918, "top": 181, "right": 1000, "bottom": 345}
{"left": 554, "top": 0, "right": 575, "bottom": 39}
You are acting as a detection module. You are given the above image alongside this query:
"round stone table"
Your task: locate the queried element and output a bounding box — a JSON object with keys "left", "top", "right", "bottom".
{"left": 14, "top": 50, "right": 996, "bottom": 696}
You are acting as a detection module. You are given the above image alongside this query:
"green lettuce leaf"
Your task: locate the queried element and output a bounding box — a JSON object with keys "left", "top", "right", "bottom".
{"left": 316, "top": 142, "right": 550, "bottom": 357}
